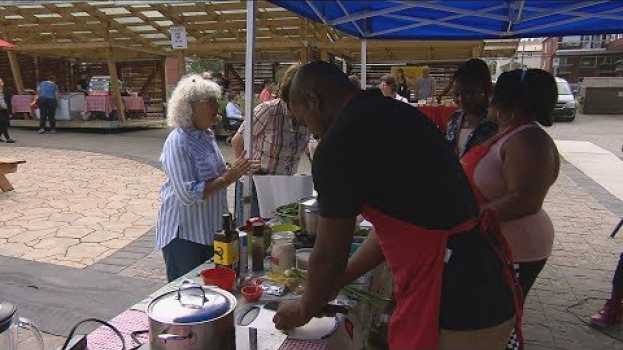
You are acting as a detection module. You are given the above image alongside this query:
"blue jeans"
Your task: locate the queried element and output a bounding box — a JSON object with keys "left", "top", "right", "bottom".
{"left": 162, "top": 238, "right": 213, "bottom": 282}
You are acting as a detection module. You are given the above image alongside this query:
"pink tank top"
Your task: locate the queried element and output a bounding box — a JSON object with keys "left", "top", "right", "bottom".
{"left": 474, "top": 124, "right": 554, "bottom": 262}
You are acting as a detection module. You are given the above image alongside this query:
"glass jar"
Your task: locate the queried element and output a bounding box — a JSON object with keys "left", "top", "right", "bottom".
{"left": 270, "top": 232, "right": 296, "bottom": 274}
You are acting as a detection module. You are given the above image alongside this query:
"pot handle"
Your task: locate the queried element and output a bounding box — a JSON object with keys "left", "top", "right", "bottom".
{"left": 158, "top": 332, "right": 192, "bottom": 343}
{"left": 18, "top": 317, "right": 44, "bottom": 350}
{"left": 176, "top": 280, "right": 208, "bottom": 308}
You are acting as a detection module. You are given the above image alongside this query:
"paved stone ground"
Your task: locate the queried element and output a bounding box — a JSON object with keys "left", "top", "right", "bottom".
{"left": 0, "top": 147, "right": 163, "bottom": 268}
{"left": 3, "top": 112, "right": 623, "bottom": 349}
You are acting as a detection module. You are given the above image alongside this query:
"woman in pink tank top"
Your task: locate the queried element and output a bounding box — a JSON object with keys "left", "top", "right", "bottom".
{"left": 462, "top": 68, "right": 560, "bottom": 348}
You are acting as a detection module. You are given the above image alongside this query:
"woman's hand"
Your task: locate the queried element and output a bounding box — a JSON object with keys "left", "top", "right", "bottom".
{"left": 224, "top": 155, "right": 261, "bottom": 184}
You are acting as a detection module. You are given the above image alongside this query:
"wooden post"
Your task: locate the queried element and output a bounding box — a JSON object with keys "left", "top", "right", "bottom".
{"left": 299, "top": 47, "right": 310, "bottom": 64}
{"left": 7, "top": 51, "right": 24, "bottom": 94}
{"left": 320, "top": 49, "right": 329, "bottom": 62}
{"left": 176, "top": 51, "right": 186, "bottom": 77}
{"left": 106, "top": 50, "right": 126, "bottom": 122}
{"left": 34, "top": 56, "right": 40, "bottom": 84}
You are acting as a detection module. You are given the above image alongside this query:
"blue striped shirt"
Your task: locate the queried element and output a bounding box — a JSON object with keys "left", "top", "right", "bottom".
{"left": 155, "top": 128, "right": 228, "bottom": 249}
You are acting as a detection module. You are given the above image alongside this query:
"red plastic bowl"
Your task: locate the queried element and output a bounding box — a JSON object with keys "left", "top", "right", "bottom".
{"left": 241, "top": 285, "right": 263, "bottom": 303}
{"left": 200, "top": 267, "right": 236, "bottom": 291}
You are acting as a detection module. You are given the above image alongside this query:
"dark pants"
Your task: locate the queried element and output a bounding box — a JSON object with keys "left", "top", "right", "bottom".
{"left": 517, "top": 259, "right": 548, "bottom": 298}
{"left": 0, "top": 110, "right": 10, "bottom": 139}
{"left": 506, "top": 259, "right": 548, "bottom": 349}
{"left": 38, "top": 97, "right": 57, "bottom": 130}
{"left": 612, "top": 253, "right": 623, "bottom": 300}
{"left": 162, "top": 238, "right": 214, "bottom": 282}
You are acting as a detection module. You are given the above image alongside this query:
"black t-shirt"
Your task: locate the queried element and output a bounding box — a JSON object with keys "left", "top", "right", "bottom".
{"left": 313, "top": 91, "right": 514, "bottom": 329}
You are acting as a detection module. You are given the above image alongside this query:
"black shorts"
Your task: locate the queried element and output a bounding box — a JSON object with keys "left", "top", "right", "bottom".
{"left": 440, "top": 227, "right": 515, "bottom": 330}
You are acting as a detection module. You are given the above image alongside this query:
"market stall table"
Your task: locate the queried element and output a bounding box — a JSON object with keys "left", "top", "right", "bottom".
{"left": 11, "top": 95, "right": 35, "bottom": 117}
{"left": 84, "top": 95, "right": 146, "bottom": 117}
{"left": 416, "top": 105, "right": 458, "bottom": 133}
{"left": 86, "top": 261, "right": 365, "bottom": 350}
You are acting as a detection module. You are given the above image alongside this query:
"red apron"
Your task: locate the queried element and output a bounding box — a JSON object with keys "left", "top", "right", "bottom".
{"left": 361, "top": 126, "right": 525, "bottom": 349}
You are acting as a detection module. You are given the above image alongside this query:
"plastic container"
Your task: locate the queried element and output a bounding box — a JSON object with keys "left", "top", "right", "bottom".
{"left": 200, "top": 267, "right": 236, "bottom": 291}
{"left": 241, "top": 285, "right": 263, "bottom": 303}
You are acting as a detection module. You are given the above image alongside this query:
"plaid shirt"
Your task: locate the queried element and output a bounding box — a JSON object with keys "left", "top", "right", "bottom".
{"left": 240, "top": 98, "right": 310, "bottom": 175}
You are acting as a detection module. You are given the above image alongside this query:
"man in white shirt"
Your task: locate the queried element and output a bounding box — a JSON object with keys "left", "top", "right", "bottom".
{"left": 379, "top": 74, "right": 409, "bottom": 103}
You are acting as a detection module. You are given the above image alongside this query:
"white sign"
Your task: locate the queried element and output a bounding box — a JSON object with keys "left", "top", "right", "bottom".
{"left": 170, "top": 26, "right": 187, "bottom": 49}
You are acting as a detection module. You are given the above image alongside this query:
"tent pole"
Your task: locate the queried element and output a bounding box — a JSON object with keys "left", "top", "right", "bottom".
{"left": 360, "top": 39, "right": 367, "bottom": 89}
{"left": 242, "top": 0, "right": 257, "bottom": 222}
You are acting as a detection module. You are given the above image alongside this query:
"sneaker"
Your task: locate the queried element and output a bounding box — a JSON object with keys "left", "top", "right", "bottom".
{"left": 590, "top": 299, "right": 623, "bottom": 328}
{"left": 38, "top": 128, "right": 46, "bottom": 134}
{"left": 5, "top": 138, "right": 15, "bottom": 143}
{"left": 0, "top": 138, "right": 4, "bottom": 143}
{"left": 49, "top": 129, "right": 57, "bottom": 134}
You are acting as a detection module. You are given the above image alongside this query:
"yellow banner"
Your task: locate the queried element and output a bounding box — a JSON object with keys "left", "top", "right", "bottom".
{"left": 392, "top": 66, "right": 424, "bottom": 80}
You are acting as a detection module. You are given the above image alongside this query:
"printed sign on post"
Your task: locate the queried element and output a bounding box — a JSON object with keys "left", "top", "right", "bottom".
{"left": 170, "top": 26, "right": 187, "bottom": 49}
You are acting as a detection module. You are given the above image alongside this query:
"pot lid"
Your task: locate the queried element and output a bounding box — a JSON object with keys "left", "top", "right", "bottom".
{"left": 148, "top": 283, "right": 233, "bottom": 324}
{"left": 0, "top": 302, "right": 16, "bottom": 333}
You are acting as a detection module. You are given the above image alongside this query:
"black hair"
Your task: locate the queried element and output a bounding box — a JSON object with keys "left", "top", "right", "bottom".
{"left": 492, "top": 68, "right": 557, "bottom": 127}
{"left": 348, "top": 75, "right": 360, "bottom": 89}
{"left": 453, "top": 58, "right": 492, "bottom": 96}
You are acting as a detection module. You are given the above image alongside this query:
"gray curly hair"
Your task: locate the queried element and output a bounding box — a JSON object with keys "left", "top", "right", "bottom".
{"left": 167, "top": 74, "right": 222, "bottom": 128}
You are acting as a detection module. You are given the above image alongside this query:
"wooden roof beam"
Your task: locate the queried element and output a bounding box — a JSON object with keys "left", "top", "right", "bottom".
{"left": 73, "top": 3, "right": 166, "bottom": 54}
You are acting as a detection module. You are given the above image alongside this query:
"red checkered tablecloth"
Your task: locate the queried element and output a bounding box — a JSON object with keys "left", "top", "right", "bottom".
{"left": 123, "top": 96, "right": 146, "bottom": 112}
{"left": 85, "top": 95, "right": 115, "bottom": 114}
{"left": 85, "top": 95, "right": 145, "bottom": 114}
{"left": 11, "top": 95, "right": 35, "bottom": 114}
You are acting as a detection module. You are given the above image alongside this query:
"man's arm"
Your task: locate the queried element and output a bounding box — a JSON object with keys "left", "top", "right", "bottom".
{"left": 231, "top": 127, "right": 245, "bottom": 158}
{"left": 339, "top": 231, "right": 385, "bottom": 288}
{"left": 274, "top": 216, "right": 355, "bottom": 329}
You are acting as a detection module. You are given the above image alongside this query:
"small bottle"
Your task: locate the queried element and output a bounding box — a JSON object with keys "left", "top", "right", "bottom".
{"left": 251, "top": 221, "right": 266, "bottom": 273}
{"left": 238, "top": 231, "right": 248, "bottom": 277}
{"left": 214, "top": 213, "right": 238, "bottom": 270}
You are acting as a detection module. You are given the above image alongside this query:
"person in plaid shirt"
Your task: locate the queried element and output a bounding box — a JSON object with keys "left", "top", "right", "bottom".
{"left": 232, "top": 64, "right": 309, "bottom": 176}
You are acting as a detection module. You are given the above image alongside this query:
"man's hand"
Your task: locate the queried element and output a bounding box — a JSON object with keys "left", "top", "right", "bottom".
{"left": 273, "top": 299, "right": 312, "bottom": 330}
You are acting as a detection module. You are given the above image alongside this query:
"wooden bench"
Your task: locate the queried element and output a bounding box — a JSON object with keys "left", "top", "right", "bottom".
{"left": 0, "top": 159, "right": 26, "bottom": 192}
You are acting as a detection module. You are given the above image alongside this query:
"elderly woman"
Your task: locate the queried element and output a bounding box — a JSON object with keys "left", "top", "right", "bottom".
{"left": 156, "top": 74, "right": 259, "bottom": 282}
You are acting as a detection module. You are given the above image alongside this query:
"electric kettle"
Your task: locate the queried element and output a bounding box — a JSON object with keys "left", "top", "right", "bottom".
{"left": 0, "top": 302, "right": 44, "bottom": 350}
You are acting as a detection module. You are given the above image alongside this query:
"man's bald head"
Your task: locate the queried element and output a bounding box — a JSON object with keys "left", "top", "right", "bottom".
{"left": 288, "top": 61, "right": 359, "bottom": 136}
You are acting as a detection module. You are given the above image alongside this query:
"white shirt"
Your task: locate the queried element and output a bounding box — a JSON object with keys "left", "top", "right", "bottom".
{"left": 394, "top": 94, "right": 409, "bottom": 103}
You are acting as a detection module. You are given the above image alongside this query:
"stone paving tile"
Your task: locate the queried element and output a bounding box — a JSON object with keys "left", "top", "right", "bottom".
{"left": 0, "top": 147, "right": 163, "bottom": 268}
{"left": 522, "top": 167, "right": 623, "bottom": 349}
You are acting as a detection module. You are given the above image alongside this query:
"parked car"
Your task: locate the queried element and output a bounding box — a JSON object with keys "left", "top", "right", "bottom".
{"left": 553, "top": 77, "right": 577, "bottom": 122}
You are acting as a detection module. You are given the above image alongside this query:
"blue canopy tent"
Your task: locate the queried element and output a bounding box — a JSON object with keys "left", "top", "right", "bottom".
{"left": 270, "top": 0, "right": 623, "bottom": 40}
{"left": 239, "top": 0, "right": 623, "bottom": 217}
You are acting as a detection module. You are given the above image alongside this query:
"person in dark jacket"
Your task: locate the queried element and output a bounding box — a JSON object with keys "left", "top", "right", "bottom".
{"left": 445, "top": 59, "right": 497, "bottom": 158}
{"left": 0, "top": 78, "right": 15, "bottom": 143}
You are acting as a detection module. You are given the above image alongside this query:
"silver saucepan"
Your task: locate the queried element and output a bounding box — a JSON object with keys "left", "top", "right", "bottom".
{"left": 147, "top": 280, "right": 236, "bottom": 350}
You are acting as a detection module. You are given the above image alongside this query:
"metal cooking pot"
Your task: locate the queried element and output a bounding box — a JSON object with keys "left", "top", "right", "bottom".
{"left": 298, "top": 197, "right": 319, "bottom": 236}
{"left": 147, "top": 281, "right": 236, "bottom": 350}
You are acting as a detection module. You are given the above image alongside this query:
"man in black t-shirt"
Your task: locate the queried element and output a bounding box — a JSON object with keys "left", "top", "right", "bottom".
{"left": 273, "top": 62, "right": 515, "bottom": 350}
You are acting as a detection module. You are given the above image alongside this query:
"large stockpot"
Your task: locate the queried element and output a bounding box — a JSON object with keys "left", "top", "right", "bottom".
{"left": 147, "top": 281, "right": 236, "bottom": 350}
{"left": 298, "top": 197, "right": 319, "bottom": 236}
